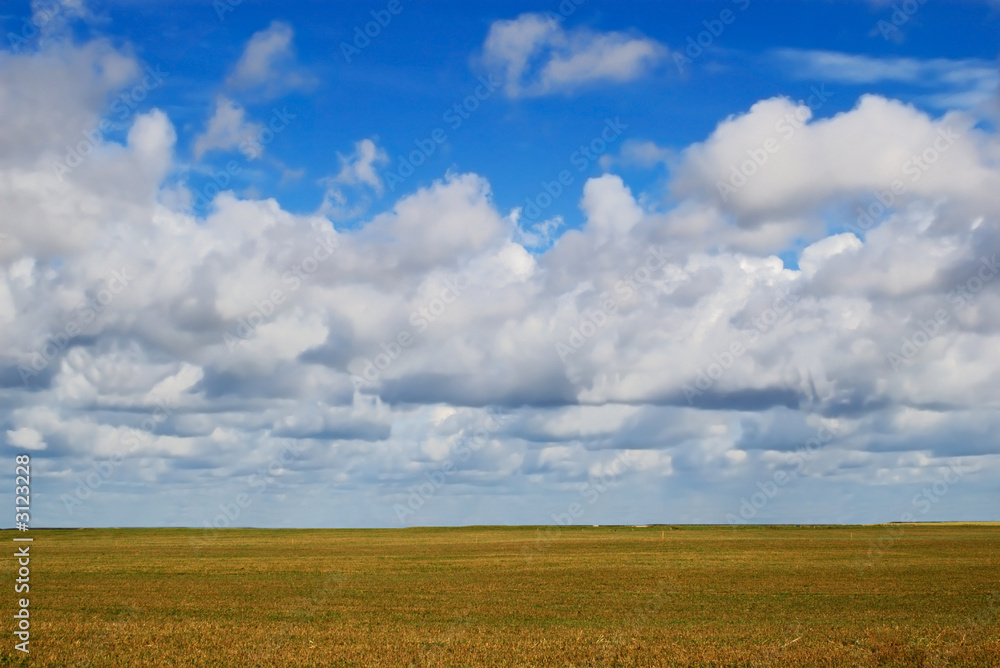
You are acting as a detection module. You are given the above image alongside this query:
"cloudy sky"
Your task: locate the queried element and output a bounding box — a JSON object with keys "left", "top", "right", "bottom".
{"left": 2, "top": 0, "right": 999, "bottom": 529}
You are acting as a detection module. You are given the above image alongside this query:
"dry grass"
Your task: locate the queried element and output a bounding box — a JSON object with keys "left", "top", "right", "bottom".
{"left": 1, "top": 524, "right": 997, "bottom": 666}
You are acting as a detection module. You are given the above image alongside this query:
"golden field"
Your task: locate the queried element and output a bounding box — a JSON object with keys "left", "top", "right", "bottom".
{"left": 1, "top": 524, "right": 997, "bottom": 667}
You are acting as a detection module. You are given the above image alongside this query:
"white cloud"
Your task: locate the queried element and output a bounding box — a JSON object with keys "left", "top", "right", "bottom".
{"left": 798, "top": 233, "right": 863, "bottom": 279}
{"left": 0, "top": 42, "right": 175, "bottom": 262}
{"left": 192, "top": 96, "right": 262, "bottom": 160}
{"left": 770, "top": 49, "right": 999, "bottom": 111}
{"left": 24, "top": 0, "right": 95, "bottom": 47}
{"left": 226, "top": 20, "right": 316, "bottom": 100}
{"left": 2, "top": 33, "right": 1000, "bottom": 527}
{"left": 6, "top": 427, "right": 46, "bottom": 451}
{"left": 599, "top": 139, "right": 672, "bottom": 170}
{"left": 0, "top": 40, "right": 138, "bottom": 167}
{"left": 481, "top": 13, "right": 666, "bottom": 97}
{"left": 318, "top": 138, "right": 390, "bottom": 218}
{"left": 337, "top": 139, "right": 388, "bottom": 191}
{"left": 672, "top": 94, "right": 997, "bottom": 239}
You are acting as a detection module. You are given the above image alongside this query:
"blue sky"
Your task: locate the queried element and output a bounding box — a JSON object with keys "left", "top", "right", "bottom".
{"left": 20, "top": 0, "right": 998, "bottom": 228}
{"left": 1, "top": 0, "right": 999, "bottom": 528}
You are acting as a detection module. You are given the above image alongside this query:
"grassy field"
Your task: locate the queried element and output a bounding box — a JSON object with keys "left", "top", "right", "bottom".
{"left": 1, "top": 524, "right": 997, "bottom": 667}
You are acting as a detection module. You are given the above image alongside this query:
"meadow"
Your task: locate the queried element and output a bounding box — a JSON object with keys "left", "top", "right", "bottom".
{"left": 1, "top": 524, "right": 997, "bottom": 667}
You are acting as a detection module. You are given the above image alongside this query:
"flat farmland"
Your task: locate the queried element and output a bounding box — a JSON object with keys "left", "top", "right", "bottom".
{"left": 1, "top": 524, "right": 997, "bottom": 667}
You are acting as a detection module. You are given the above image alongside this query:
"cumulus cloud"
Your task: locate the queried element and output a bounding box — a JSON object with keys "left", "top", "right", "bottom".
{"left": 6, "top": 427, "right": 46, "bottom": 451}
{"left": 481, "top": 13, "right": 666, "bottom": 97}
{"left": 671, "top": 94, "right": 998, "bottom": 240}
{"left": 0, "top": 45, "right": 174, "bottom": 263}
{"left": 335, "top": 139, "right": 388, "bottom": 191}
{"left": 0, "top": 40, "right": 138, "bottom": 168}
{"left": 192, "top": 96, "right": 262, "bottom": 160}
{"left": 226, "top": 20, "right": 316, "bottom": 100}
{"left": 318, "top": 138, "right": 390, "bottom": 216}
{"left": 2, "top": 33, "right": 999, "bottom": 528}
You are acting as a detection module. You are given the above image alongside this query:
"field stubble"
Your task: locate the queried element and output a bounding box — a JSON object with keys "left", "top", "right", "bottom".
{"left": 1, "top": 524, "right": 997, "bottom": 667}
